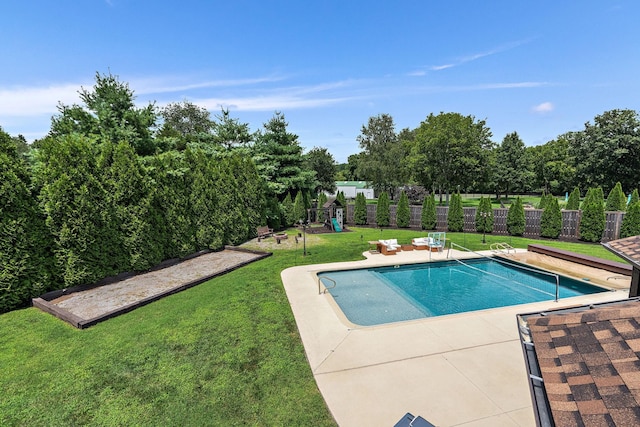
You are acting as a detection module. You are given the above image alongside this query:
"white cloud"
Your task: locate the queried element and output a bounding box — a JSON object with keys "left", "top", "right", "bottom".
{"left": 428, "top": 38, "right": 535, "bottom": 72}
{"left": 532, "top": 102, "right": 555, "bottom": 113}
{"left": 0, "top": 83, "right": 85, "bottom": 116}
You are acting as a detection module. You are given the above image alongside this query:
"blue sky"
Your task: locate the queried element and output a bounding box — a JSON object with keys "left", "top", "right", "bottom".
{"left": 1, "top": 1, "right": 638, "bottom": 162}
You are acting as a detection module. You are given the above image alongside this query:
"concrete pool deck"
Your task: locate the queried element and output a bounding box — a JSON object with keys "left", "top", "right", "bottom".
{"left": 281, "top": 248, "right": 631, "bottom": 426}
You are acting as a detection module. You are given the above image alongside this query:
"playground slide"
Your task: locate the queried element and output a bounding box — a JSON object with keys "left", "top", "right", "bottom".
{"left": 331, "top": 218, "right": 342, "bottom": 232}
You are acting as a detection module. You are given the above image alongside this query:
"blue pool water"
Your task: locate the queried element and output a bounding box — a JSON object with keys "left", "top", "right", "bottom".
{"left": 319, "top": 258, "right": 606, "bottom": 326}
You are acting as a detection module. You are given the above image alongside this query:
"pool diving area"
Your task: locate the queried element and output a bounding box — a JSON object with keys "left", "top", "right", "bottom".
{"left": 319, "top": 258, "right": 606, "bottom": 326}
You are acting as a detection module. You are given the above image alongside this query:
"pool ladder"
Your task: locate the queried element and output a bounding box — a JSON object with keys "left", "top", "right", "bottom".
{"left": 318, "top": 276, "right": 336, "bottom": 295}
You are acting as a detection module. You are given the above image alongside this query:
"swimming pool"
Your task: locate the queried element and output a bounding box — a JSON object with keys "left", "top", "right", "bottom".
{"left": 318, "top": 258, "right": 607, "bottom": 326}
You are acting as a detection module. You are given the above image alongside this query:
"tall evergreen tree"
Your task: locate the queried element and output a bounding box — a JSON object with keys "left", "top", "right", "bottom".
{"left": 421, "top": 194, "right": 437, "bottom": 230}
{"left": 566, "top": 187, "right": 581, "bottom": 210}
{"left": 447, "top": 192, "right": 464, "bottom": 232}
{"left": 354, "top": 192, "right": 368, "bottom": 225}
{"left": 629, "top": 189, "right": 640, "bottom": 207}
{"left": 336, "top": 190, "right": 347, "bottom": 208}
{"left": 507, "top": 196, "right": 526, "bottom": 236}
{"left": 281, "top": 192, "right": 294, "bottom": 227}
{"left": 540, "top": 196, "right": 562, "bottom": 238}
{"left": 252, "top": 112, "right": 315, "bottom": 198}
{"left": 396, "top": 191, "right": 410, "bottom": 228}
{"left": 317, "top": 192, "right": 328, "bottom": 222}
{"left": 376, "top": 192, "right": 390, "bottom": 227}
{"left": 606, "top": 182, "right": 626, "bottom": 211}
{"left": 475, "top": 196, "right": 494, "bottom": 234}
{"left": 580, "top": 187, "right": 606, "bottom": 242}
{"left": 293, "top": 191, "right": 307, "bottom": 223}
{"left": 0, "top": 128, "right": 58, "bottom": 313}
{"left": 620, "top": 202, "right": 640, "bottom": 238}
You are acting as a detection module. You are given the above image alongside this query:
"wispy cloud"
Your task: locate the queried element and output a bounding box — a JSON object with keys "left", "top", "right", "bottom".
{"left": 131, "top": 75, "right": 287, "bottom": 95}
{"left": 0, "top": 83, "right": 87, "bottom": 116}
{"left": 409, "top": 38, "right": 535, "bottom": 76}
{"left": 532, "top": 101, "right": 555, "bottom": 114}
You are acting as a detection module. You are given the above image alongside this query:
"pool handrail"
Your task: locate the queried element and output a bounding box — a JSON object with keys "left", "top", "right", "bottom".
{"left": 318, "top": 275, "right": 337, "bottom": 295}
{"left": 448, "top": 242, "right": 561, "bottom": 302}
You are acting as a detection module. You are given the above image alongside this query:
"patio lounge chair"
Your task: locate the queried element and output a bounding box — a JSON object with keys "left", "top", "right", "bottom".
{"left": 411, "top": 236, "right": 433, "bottom": 250}
{"left": 427, "top": 232, "right": 445, "bottom": 252}
{"left": 378, "top": 239, "right": 401, "bottom": 255}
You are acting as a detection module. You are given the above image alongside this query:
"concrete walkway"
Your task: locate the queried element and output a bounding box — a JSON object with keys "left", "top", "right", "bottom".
{"left": 281, "top": 249, "right": 630, "bottom": 426}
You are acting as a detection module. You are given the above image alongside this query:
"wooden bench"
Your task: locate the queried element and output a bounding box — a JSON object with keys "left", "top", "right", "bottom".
{"left": 257, "top": 226, "right": 274, "bottom": 240}
{"left": 527, "top": 244, "right": 632, "bottom": 276}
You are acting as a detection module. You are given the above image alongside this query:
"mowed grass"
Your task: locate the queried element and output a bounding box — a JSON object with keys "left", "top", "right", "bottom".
{"left": 0, "top": 227, "right": 625, "bottom": 426}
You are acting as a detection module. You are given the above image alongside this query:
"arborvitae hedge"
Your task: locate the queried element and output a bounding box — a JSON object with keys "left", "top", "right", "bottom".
{"left": 354, "top": 192, "right": 367, "bottom": 225}
{"left": 606, "top": 182, "right": 626, "bottom": 211}
{"left": 376, "top": 191, "right": 390, "bottom": 227}
{"left": 580, "top": 187, "right": 605, "bottom": 242}
{"left": 540, "top": 196, "right": 562, "bottom": 239}
{"left": 447, "top": 192, "right": 464, "bottom": 232}
{"left": 317, "top": 192, "right": 327, "bottom": 222}
{"left": 630, "top": 189, "right": 640, "bottom": 207}
{"left": 620, "top": 202, "right": 640, "bottom": 238}
{"left": 421, "top": 194, "right": 437, "bottom": 230}
{"left": 475, "top": 196, "right": 494, "bottom": 234}
{"left": 507, "top": 196, "right": 525, "bottom": 236}
{"left": 281, "top": 192, "right": 294, "bottom": 227}
{"left": 0, "top": 129, "right": 58, "bottom": 313}
{"left": 293, "top": 191, "right": 306, "bottom": 223}
{"left": 566, "top": 187, "right": 581, "bottom": 210}
{"left": 396, "top": 191, "right": 410, "bottom": 228}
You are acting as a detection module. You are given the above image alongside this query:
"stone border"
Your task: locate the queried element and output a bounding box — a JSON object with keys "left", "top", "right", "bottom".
{"left": 32, "top": 246, "right": 271, "bottom": 329}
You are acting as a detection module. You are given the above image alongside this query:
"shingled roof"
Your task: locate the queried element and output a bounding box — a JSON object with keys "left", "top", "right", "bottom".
{"left": 519, "top": 298, "right": 640, "bottom": 426}
{"left": 604, "top": 236, "right": 640, "bottom": 270}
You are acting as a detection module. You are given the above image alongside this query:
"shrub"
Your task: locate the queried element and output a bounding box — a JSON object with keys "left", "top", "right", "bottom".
{"left": 629, "top": 189, "right": 639, "bottom": 208}
{"left": 336, "top": 190, "right": 347, "bottom": 208}
{"left": 566, "top": 187, "right": 581, "bottom": 210}
{"left": 507, "top": 196, "right": 525, "bottom": 236}
{"left": 579, "top": 187, "right": 605, "bottom": 242}
{"left": 421, "top": 194, "right": 437, "bottom": 230}
{"left": 475, "top": 196, "right": 494, "bottom": 234}
{"left": 293, "top": 191, "right": 306, "bottom": 223}
{"left": 396, "top": 191, "right": 410, "bottom": 228}
{"left": 620, "top": 201, "right": 640, "bottom": 238}
{"left": 376, "top": 191, "right": 390, "bottom": 227}
{"left": 354, "top": 192, "right": 367, "bottom": 225}
{"left": 447, "top": 192, "right": 464, "bottom": 232}
{"left": 316, "top": 192, "right": 327, "bottom": 222}
{"left": 281, "top": 192, "right": 294, "bottom": 226}
{"left": 606, "top": 182, "right": 626, "bottom": 211}
{"left": 540, "top": 196, "right": 561, "bottom": 238}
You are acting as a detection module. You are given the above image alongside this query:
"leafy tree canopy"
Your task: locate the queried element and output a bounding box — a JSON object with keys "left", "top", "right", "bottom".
{"left": 305, "top": 146, "right": 337, "bottom": 194}
{"left": 50, "top": 72, "right": 158, "bottom": 156}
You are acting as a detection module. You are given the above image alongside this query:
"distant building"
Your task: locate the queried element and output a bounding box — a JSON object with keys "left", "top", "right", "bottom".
{"left": 330, "top": 181, "right": 374, "bottom": 199}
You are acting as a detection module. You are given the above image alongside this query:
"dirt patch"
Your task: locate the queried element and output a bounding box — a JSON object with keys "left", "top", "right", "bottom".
{"left": 33, "top": 248, "right": 269, "bottom": 328}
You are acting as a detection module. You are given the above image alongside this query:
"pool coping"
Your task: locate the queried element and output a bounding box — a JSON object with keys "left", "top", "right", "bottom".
{"left": 281, "top": 248, "right": 632, "bottom": 426}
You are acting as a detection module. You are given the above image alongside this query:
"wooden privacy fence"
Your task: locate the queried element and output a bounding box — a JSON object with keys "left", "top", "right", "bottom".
{"left": 345, "top": 205, "right": 627, "bottom": 242}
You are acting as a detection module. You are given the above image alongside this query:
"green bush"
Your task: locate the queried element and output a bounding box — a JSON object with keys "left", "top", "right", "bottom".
{"left": 396, "top": 191, "right": 410, "bottom": 228}
{"left": 293, "top": 191, "right": 306, "bottom": 223}
{"left": 376, "top": 191, "right": 390, "bottom": 227}
{"left": 421, "top": 194, "right": 437, "bottom": 230}
{"left": 354, "top": 193, "right": 367, "bottom": 225}
{"left": 540, "top": 196, "right": 561, "bottom": 239}
{"left": 606, "top": 181, "right": 626, "bottom": 211}
{"left": 579, "top": 187, "right": 605, "bottom": 242}
{"left": 566, "top": 187, "right": 581, "bottom": 210}
{"left": 281, "top": 193, "right": 294, "bottom": 226}
{"left": 0, "top": 129, "right": 58, "bottom": 313}
{"left": 507, "top": 196, "right": 526, "bottom": 236}
{"left": 447, "top": 192, "right": 464, "bottom": 232}
{"left": 620, "top": 202, "right": 640, "bottom": 238}
{"left": 336, "top": 190, "right": 347, "bottom": 208}
{"left": 475, "top": 196, "right": 494, "bottom": 234}
{"left": 317, "top": 192, "right": 327, "bottom": 222}
{"left": 630, "top": 189, "right": 640, "bottom": 207}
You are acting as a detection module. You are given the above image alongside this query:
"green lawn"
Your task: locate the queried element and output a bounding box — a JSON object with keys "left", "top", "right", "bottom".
{"left": 0, "top": 227, "right": 625, "bottom": 426}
